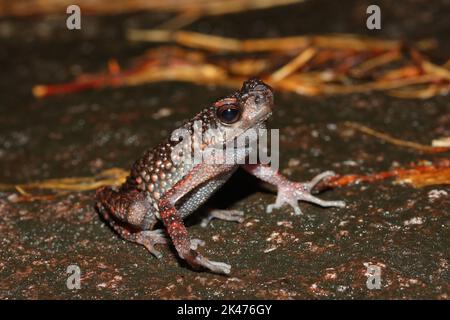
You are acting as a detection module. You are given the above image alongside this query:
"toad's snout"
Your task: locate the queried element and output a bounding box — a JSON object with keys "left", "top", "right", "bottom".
{"left": 241, "top": 78, "right": 274, "bottom": 108}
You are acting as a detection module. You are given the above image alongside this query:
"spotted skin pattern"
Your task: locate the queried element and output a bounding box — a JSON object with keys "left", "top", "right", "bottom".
{"left": 96, "top": 78, "right": 345, "bottom": 274}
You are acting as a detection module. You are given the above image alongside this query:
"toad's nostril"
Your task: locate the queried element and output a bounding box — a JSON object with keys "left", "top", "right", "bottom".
{"left": 254, "top": 93, "right": 269, "bottom": 105}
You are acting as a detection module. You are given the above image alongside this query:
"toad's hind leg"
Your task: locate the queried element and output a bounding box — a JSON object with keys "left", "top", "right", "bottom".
{"left": 159, "top": 200, "right": 231, "bottom": 275}
{"left": 96, "top": 186, "right": 165, "bottom": 258}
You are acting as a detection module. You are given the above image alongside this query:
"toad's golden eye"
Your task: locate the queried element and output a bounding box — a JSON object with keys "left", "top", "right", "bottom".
{"left": 216, "top": 104, "right": 241, "bottom": 124}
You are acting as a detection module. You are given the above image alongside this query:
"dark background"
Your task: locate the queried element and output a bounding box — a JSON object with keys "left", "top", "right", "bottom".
{"left": 0, "top": 0, "right": 448, "bottom": 299}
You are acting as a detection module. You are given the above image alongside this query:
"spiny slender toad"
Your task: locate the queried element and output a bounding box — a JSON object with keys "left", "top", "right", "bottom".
{"left": 96, "top": 78, "right": 345, "bottom": 274}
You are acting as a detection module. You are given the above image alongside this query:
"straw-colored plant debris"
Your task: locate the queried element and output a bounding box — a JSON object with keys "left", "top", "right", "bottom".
{"left": 395, "top": 167, "right": 450, "bottom": 188}
{"left": 33, "top": 30, "right": 449, "bottom": 99}
{"left": 0, "top": 168, "right": 128, "bottom": 202}
{"left": 0, "top": 0, "right": 304, "bottom": 17}
{"left": 343, "top": 122, "right": 450, "bottom": 153}
{"left": 321, "top": 159, "right": 450, "bottom": 190}
{"left": 2, "top": 160, "right": 449, "bottom": 202}
{"left": 432, "top": 137, "right": 450, "bottom": 148}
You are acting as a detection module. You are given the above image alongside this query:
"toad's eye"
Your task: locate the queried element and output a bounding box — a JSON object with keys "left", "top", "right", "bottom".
{"left": 217, "top": 105, "right": 241, "bottom": 124}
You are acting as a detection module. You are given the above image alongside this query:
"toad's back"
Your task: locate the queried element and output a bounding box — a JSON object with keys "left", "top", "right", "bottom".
{"left": 122, "top": 105, "right": 238, "bottom": 215}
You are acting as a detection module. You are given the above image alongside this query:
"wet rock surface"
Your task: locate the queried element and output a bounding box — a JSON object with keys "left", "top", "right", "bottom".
{"left": 0, "top": 0, "right": 449, "bottom": 299}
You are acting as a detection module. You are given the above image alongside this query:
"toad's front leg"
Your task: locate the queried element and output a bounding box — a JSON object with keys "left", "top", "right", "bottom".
{"left": 243, "top": 164, "right": 345, "bottom": 215}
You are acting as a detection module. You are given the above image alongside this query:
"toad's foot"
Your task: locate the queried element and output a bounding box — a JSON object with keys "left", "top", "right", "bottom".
{"left": 133, "top": 229, "right": 168, "bottom": 259}
{"left": 186, "top": 238, "right": 230, "bottom": 274}
{"left": 201, "top": 209, "right": 245, "bottom": 228}
{"left": 190, "top": 252, "right": 231, "bottom": 275}
{"left": 266, "top": 171, "right": 346, "bottom": 215}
